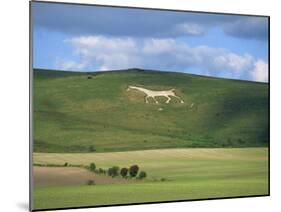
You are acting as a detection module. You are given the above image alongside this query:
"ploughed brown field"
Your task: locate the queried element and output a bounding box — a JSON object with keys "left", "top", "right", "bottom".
{"left": 33, "top": 166, "right": 129, "bottom": 187}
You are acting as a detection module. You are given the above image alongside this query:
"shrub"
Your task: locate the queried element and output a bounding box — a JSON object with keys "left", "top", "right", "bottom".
{"left": 98, "top": 168, "right": 107, "bottom": 175}
{"left": 129, "top": 165, "right": 139, "bottom": 178}
{"left": 120, "top": 167, "right": 128, "bottom": 178}
{"left": 89, "top": 163, "right": 96, "bottom": 172}
{"left": 107, "top": 168, "right": 113, "bottom": 176}
{"left": 87, "top": 180, "right": 95, "bottom": 185}
{"left": 238, "top": 138, "right": 245, "bottom": 145}
{"left": 97, "top": 168, "right": 104, "bottom": 174}
{"left": 108, "top": 166, "right": 119, "bottom": 177}
{"left": 138, "top": 171, "right": 147, "bottom": 179}
{"left": 102, "top": 169, "right": 106, "bottom": 175}
{"left": 89, "top": 145, "right": 96, "bottom": 152}
{"left": 64, "top": 162, "right": 68, "bottom": 167}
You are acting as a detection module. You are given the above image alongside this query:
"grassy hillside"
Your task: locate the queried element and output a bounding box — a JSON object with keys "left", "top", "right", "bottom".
{"left": 33, "top": 68, "right": 269, "bottom": 153}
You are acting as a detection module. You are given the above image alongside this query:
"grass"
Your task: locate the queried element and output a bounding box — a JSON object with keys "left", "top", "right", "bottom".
{"left": 33, "top": 69, "right": 269, "bottom": 153}
{"left": 32, "top": 69, "right": 269, "bottom": 209}
{"left": 34, "top": 179, "right": 267, "bottom": 210}
{"left": 33, "top": 147, "right": 268, "bottom": 210}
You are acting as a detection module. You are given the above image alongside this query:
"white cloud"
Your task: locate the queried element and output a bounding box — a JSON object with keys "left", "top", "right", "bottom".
{"left": 55, "top": 59, "right": 87, "bottom": 71}
{"left": 143, "top": 38, "right": 177, "bottom": 54}
{"left": 61, "top": 36, "right": 141, "bottom": 71}
{"left": 175, "top": 23, "right": 205, "bottom": 36}
{"left": 212, "top": 53, "right": 254, "bottom": 73}
{"left": 67, "top": 36, "right": 136, "bottom": 51}
{"left": 250, "top": 60, "right": 268, "bottom": 82}
{"left": 56, "top": 35, "right": 268, "bottom": 82}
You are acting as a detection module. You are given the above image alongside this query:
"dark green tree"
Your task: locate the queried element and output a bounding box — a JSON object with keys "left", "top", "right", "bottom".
{"left": 108, "top": 166, "right": 119, "bottom": 177}
{"left": 120, "top": 167, "right": 128, "bottom": 178}
{"left": 138, "top": 171, "right": 147, "bottom": 179}
{"left": 89, "top": 163, "right": 96, "bottom": 172}
{"left": 129, "top": 165, "right": 139, "bottom": 177}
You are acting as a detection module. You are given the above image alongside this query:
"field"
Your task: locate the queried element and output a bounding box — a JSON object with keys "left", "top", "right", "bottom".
{"left": 33, "top": 148, "right": 268, "bottom": 209}
{"left": 34, "top": 166, "right": 129, "bottom": 187}
{"left": 32, "top": 69, "right": 269, "bottom": 210}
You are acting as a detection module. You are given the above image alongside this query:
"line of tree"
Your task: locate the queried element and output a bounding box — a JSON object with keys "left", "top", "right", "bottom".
{"left": 88, "top": 163, "right": 147, "bottom": 179}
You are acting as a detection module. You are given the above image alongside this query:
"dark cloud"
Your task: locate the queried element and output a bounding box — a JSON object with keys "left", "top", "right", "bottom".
{"left": 32, "top": 2, "right": 267, "bottom": 40}
{"left": 223, "top": 17, "right": 268, "bottom": 40}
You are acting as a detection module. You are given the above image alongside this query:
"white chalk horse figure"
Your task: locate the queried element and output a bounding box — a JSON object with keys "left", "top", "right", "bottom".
{"left": 127, "top": 85, "right": 184, "bottom": 104}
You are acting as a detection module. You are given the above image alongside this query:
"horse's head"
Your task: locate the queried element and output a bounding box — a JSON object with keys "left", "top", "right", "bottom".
{"left": 127, "top": 85, "right": 138, "bottom": 91}
{"left": 126, "top": 86, "right": 133, "bottom": 91}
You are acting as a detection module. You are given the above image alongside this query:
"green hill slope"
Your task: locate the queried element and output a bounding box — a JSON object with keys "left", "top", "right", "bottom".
{"left": 33, "top": 69, "right": 269, "bottom": 153}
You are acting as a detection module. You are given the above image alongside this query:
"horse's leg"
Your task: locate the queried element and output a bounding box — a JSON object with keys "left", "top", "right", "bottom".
{"left": 165, "top": 95, "right": 171, "bottom": 103}
{"left": 153, "top": 96, "right": 159, "bottom": 104}
{"left": 145, "top": 95, "right": 149, "bottom": 104}
{"left": 172, "top": 95, "right": 184, "bottom": 103}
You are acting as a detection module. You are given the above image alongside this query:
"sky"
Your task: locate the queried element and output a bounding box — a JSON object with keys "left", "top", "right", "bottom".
{"left": 32, "top": 2, "right": 269, "bottom": 82}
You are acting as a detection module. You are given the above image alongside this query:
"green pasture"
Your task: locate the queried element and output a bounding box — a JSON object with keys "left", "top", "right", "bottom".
{"left": 33, "top": 69, "right": 269, "bottom": 153}
{"left": 33, "top": 148, "right": 268, "bottom": 209}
